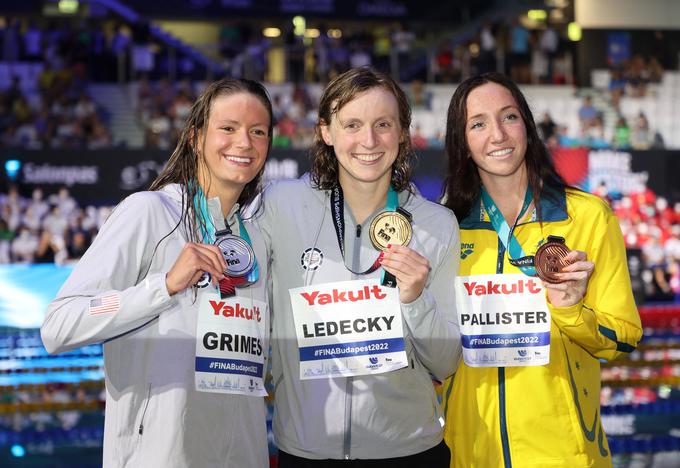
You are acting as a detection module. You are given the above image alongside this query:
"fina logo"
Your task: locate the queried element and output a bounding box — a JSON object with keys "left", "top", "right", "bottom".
{"left": 369, "top": 356, "right": 379, "bottom": 365}
{"left": 517, "top": 349, "right": 528, "bottom": 357}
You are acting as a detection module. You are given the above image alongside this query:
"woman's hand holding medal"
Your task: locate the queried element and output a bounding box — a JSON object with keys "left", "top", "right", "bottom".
{"left": 165, "top": 243, "right": 226, "bottom": 296}
{"left": 542, "top": 249, "right": 595, "bottom": 308}
{"left": 379, "top": 244, "right": 431, "bottom": 304}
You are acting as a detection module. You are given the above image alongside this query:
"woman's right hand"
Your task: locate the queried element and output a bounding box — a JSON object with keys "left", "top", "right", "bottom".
{"left": 165, "top": 243, "right": 226, "bottom": 296}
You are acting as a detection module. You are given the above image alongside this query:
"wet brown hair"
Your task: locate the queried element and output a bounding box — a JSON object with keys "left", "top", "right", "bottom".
{"left": 310, "top": 67, "right": 415, "bottom": 192}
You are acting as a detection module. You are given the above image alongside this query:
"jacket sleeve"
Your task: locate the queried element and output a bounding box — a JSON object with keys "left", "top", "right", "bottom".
{"left": 549, "top": 202, "right": 642, "bottom": 361}
{"left": 41, "top": 193, "right": 178, "bottom": 354}
{"left": 401, "top": 215, "right": 462, "bottom": 381}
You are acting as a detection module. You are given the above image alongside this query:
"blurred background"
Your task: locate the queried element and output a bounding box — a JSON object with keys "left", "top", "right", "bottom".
{"left": 1, "top": 0, "right": 680, "bottom": 466}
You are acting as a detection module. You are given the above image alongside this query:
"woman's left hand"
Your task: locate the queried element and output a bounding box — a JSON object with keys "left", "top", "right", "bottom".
{"left": 379, "top": 244, "right": 430, "bottom": 304}
{"left": 543, "top": 250, "right": 594, "bottom": 308}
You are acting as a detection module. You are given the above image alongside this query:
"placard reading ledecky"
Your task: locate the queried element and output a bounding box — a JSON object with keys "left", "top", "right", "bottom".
{"left": 289, "top": 279, "right": 407, "bottom": 379}
{"left": 455, "top": 274, "right": 551, "bottom": 367}
{"left": 195, "top": 292, "right": 267, "bottom": 396}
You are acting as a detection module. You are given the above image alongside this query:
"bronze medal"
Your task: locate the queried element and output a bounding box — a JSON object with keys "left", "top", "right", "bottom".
{"left": 369, "top": 211, "right": 412, "bottom": 252}
{"left": 215, "top": 235, "right": 255, "bottom": 277}
{"left": 534, "top": 237, "right": 571, "bottom": 283}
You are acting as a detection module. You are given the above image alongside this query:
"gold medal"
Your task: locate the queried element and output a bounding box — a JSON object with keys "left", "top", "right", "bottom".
{"left": 369, "top": 211, "right": 412, "bottom": 252}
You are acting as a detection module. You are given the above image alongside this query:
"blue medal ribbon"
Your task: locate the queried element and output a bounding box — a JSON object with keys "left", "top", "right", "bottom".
{"left": 481, "top": 186, "right": 537, "bottom": 277}
{"left": 193, "top": 187, "right": 259, "bottom": 286}
{"left": 381, "top": 186, "right": 399, "bottom": 287}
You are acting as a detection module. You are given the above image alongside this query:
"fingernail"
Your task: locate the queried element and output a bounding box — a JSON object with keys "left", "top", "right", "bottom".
{"left": 378, "top": 252, "right": 385, "bottom": 262}
{"left": 387, "top": 244, "right": 392, "bottom": 249}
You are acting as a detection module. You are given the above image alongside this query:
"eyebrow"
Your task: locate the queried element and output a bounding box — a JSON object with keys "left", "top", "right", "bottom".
{"left": 467, "top": 105, "right": 518, "bottom": 121}
{"left": 216, "top": 119, "right": 268, "bottom": 127}
{"left": 337, "top": 115, "right": 396, "bottom": 124}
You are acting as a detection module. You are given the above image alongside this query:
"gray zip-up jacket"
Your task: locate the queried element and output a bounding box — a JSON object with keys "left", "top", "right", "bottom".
{"left": 256, "top": 175, "right": 461, "bottom": 460}
{"left": 41, "top": 184, "right": 269, "bottom": 468}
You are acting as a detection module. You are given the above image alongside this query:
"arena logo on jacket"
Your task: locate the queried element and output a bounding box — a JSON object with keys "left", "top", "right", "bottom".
{"left": 301, "top": 247, "right": 323, "bottom": 270}
{"left": 461, "top": 242, "right": 475, "bottom": 260}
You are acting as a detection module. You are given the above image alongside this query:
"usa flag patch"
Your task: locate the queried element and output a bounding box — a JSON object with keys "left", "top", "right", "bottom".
{"left": 89, "top": 294, "right": 120, "bottom": 315}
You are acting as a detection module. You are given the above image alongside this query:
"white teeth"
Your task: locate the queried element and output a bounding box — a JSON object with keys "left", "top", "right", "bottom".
{"left": 225, "top": 155, "right": 251, "bottom": 163}
{"left": 488, "top": 148, "right": 513, "bottom": 157}
{"left": 354, "top": 153, "right": 382, "bottom": 162}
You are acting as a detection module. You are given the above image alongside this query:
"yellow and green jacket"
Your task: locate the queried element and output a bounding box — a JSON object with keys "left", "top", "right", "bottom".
{"left": 443, "top": 188, "right": 642, "bottom": 468}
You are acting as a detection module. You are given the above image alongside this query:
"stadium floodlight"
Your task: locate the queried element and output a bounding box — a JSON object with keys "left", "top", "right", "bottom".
{"left": 293, "top": 16, "right": 306, "bottom": 36}
{"left": 527, "top": 9, "right": 547, "bottom": 21}
{"left": 568, "top": 22, "right": 582, "bottom": 41}
{"left": 58, "top": 0, "right": 79, "bottom": 14}
{"left": 263, "top": 28, "right": 281, "bottom": 38}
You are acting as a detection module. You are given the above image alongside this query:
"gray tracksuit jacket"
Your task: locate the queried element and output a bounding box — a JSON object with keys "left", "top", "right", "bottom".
{"left": 41, "top": 184, "right": 269, "bottom": 468}
{"left": 256, "top": 175, "right": 461, "bottom": 460}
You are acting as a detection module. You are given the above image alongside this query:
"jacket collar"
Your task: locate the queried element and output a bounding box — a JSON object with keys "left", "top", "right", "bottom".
{"left": 161, "top": 183, "right": 240, "bottom": 231}
{"left": 301, "top": 172, "right": 425, "bottom": 213}
{"left": 460, "top": 186, "right": 568, "bottom": 229}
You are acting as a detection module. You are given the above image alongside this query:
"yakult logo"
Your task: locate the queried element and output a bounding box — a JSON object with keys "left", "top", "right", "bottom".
{"left": 209, "top": 300, "right": 262, "bottom": 322}
{"left": 463, "top": 278, "right": 541, "bottom": 296}
{"left": 301, "top": 285, "right": 387, "bottom": 306}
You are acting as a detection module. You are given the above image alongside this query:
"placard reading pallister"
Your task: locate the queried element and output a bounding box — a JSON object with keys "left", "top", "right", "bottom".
{"left": 455, "top": 274, "right": 551, "bottom": 367}
{"left": 195, "top": 292, "right": 267, "bottom": 396}
{"left": 289, "top": 279, "right": 407, "bottom": 379}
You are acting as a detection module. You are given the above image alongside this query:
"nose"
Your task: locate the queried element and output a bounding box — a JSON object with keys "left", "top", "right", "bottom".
{"left": 361, "top": 126, "right": 378, "bottom": 149}
{"left": 235, "top": 128, "right": 253, "bottom": 149}
{"left": 489, "top": 119, "right": 507, "bottom": 144}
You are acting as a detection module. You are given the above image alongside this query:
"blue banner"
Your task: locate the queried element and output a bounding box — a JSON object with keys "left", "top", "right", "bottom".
{"left": 195, "top": 357, "right": 263, "bottom": 377}
{"left": 462, "top": 332, "right": 551, "bottom": 349}
{"left": 299, "top": 337, "right": 405, "bottom": 361}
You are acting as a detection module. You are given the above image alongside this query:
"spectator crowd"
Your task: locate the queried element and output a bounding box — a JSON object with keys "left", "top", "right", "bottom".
{"left": 1, "top": 181, "right": 679, "bottom": 304}
{"left": 0, "top": 186, "right": 112, "bottom": 265}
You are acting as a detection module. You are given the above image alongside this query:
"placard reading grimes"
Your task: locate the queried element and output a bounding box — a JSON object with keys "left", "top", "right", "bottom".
{"left": 195, "top": 293, "right": 268, "bottom": 396}
{"left": 455, "top": 274, "right": 551, "bottom": 367}
{"left": 289, "top": 279, "right": 407, "bottom": 379}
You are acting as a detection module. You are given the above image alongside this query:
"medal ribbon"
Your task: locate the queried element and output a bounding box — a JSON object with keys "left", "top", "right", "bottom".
{"left": 481, "top": 186, "right": 537, "bottom": 277}
{"left": 194, "top": 189, "right": 259, "bottom": 297}
{"left": 330, "top": 184, "right": 404, "bottom": 287}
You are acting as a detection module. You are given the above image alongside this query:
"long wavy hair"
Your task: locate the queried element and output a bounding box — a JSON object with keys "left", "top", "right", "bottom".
{"left": 310, "top": 67, "right": 415, "bottom": 192}
{"left": 149, "top": 78, "right": 273, "bottom": 241}
{"left": 443, "top": 72, "right": 566, "bottom": 221}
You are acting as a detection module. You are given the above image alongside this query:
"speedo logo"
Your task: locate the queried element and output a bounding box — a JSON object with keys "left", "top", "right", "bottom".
{"left": 461, "top": 242, "right": 475, "bottom": 260}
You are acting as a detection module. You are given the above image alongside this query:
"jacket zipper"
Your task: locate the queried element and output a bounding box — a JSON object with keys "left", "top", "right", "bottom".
{"left": 342, "top": 223, "right": 363, "bottom": 459}
{"left": 496, "top": 240, "right": 512, "bottom": 468}
{"left": 138, "top": 384, "right": 151, "bottom": 436}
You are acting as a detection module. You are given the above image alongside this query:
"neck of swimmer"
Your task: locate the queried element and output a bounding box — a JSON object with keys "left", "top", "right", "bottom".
{"left": 340, "top": 175, "right": 391, "bottom": 226}
{"left": 200, "top": 182, "right": 241, "bottom": 219}
{"left": 480, "top": 166, "right": 530, "bottom": 226}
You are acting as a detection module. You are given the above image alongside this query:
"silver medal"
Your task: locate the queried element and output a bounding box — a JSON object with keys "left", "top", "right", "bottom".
{"left": 215, "top": 234, "right": 255, "bottom": 277}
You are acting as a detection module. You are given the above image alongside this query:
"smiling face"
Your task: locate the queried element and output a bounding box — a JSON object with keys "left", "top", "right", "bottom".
{"left": 197, "top": 92, "right": 270, "bottom": 200}
{"left": 465, "top": 82, "right": 528, "bottom": 187}
{"left": 320, "top": 86, "right": 403, "bottom": 192}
